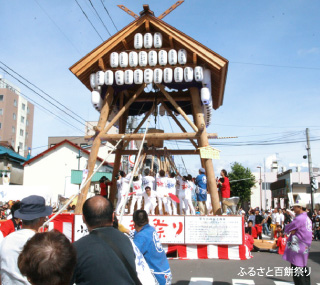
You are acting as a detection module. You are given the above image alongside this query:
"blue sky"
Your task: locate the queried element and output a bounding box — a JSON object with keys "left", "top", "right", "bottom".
{"left": 1, "top": 0, "right": 319, "bottom": 177}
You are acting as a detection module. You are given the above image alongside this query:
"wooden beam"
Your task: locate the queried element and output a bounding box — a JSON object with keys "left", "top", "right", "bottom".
{"left": 117, "top": 5, "right": 139, "bottom": 19}
{"left": 190, "top": 87, "right": 221, "bottom": 215}
{"left": 119, "top": 149, "right": 199, "bottom": 155}
{"left": 135, "top": 95, "right": 190, "bottom": 102}
{"left": 98, "top": 58, "right": 106, "bottom": 71}
{"left": 160, "top": 101, "right": 198, "bottom": 148}
{"left": 122, "top": 104, "right": 155, "bottom": 149}
{"left": 75, "top": 87, "right": 114, "bottom": 214}
{"left": 156, "top": 84, "right": 198, "bottom": 132}
{"left": 193, "top": 53, "right": 197, "bottom": 65}
{"left": 97, "top": 84, "right": 146, "bottom": 138}
{"left": 145, "top": 20, "right": 150, "bottom": 31}
{"left": 169, "top": 36, "right": 174, "bottom": 49}
{"left": 122, "top": 39, "right": 129, "bottom": 50}
{"left": 97, "top": 132, "right": 217, "bottom": 141}
{"left": 158, "top": 1, "right": 184, "bottom": 20}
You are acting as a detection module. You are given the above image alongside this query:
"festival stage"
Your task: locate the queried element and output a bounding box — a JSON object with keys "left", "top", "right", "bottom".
{"left": 49, "top": 213, "right": 252, "bottom": 261}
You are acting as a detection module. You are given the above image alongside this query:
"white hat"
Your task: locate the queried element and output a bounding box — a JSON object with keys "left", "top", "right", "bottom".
{"left": 292, "top": 200, "right": 306, "bottom": 208}
{"left": 199, "top": 167, "right": 205, "bottom": 173}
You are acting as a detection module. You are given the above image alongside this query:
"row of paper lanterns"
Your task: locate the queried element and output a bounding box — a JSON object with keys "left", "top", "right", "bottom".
{"left": 90, "top": 66, "right": 209, "bottom": 88}
{"left": 110, "top": 49, "right": 187, "bottom": 68}
{"left": 134, "top": 32, "right": 163, "bottom": 49}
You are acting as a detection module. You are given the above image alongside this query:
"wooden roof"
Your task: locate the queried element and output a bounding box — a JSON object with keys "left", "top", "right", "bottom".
{"left": 69, "top": 8, "right": 228, "bottom": 110}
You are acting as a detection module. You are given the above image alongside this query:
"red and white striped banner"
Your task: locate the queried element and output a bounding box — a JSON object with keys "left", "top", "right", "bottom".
{"left": 48, "top": 213, "right": 74, "bottom": 242}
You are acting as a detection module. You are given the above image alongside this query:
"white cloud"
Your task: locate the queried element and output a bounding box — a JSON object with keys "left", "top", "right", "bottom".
{"left": 298, "top": 47, "right": 320, "bottom": 56}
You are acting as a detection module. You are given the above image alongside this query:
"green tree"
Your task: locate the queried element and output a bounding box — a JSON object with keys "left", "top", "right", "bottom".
{"left": 228, "top": 162, "right": 256, "bottom": 203}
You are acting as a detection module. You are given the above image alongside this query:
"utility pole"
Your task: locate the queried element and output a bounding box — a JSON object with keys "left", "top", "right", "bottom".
{"left": 306, "top": 128, "right": 314, "bottom": 213}
{"left": 257, "top": 166, "right": 262, "bottom": 210}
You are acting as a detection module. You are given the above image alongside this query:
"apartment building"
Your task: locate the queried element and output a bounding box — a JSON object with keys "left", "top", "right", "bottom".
{"left": 0, "top": 76, "right": 34, "bottom": 157}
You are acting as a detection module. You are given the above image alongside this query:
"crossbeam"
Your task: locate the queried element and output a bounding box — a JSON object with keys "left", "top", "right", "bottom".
{"left": 120, "top": 149, "right": 200, "bottom": 155}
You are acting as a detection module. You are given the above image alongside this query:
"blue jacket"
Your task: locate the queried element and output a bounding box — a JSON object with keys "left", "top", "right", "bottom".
{"left": 134, "top": 224, "right": 172, "bottom": 284}
{"left": 195, "top": 174, "right": 207, "bottom": 201}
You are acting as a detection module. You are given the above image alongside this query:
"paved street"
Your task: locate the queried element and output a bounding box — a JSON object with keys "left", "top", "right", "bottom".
{"left": 169, "top": 241, "right": 320, "bottom": 285}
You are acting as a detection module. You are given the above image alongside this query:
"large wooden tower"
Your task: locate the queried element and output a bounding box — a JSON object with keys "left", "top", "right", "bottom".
{"left": 70, "top": 5, "right": 228, "bottom": 214}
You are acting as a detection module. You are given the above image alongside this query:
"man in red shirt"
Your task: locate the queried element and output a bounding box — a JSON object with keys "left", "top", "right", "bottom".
{"left": 0, "top": 202, "right": 21, "bottom": 240}
{"left": 217, "top": 169, "right": 230, "bottom": 214}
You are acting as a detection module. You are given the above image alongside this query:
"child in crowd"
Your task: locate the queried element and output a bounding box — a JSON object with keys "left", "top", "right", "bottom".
{"left": 246, "top": 220, "right": 257, "bottom": 239}
{"left": 276, "top": 231, "right": 287, "bottom": 255}
{"left": 244, "top": 227, "right": 254, "bottom": 251}
{"left": 274, "top": 225, "right": 282, "bottom": 239}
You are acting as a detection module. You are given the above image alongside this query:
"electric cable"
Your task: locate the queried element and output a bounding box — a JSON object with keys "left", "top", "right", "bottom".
{"left": 100, "top": 0, "right": 118, "bottom": 32}
{"left": 88, "top": 0, "right": 112, "bottom": 37}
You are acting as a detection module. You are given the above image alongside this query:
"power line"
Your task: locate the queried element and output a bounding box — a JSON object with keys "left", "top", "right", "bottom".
{"left": 231, "top": 61, "right": 320, "bottom": 71}
{"left": 33, "top": 0, "right": 82, "bottom": 55}
{"left": 2, "top": 81, "right": 84, "bottom": 134}
{"left": 100, "top": 0, "right": 118, "bottom": 32}
{"left": 0, "top": 66, "right": 89, "bottom": 129}
{"left": 74, "top": 0, "right": 104, "bottom": 41}
{"left": 88, "top": 0, "right": 111, "bottom": 37}
{"left": 0, "top": 61, "right": 93, "bottom": 128}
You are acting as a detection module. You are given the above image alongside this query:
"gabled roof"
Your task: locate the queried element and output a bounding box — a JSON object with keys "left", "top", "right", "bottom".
{"left": 0, "top": 145, "right": 27, "bottom": 163}
{"left": 23, "top": 140, "right": 113, "bottom": 167}
{"left": 70, "top": 9, "right": 228, "bottom": 110}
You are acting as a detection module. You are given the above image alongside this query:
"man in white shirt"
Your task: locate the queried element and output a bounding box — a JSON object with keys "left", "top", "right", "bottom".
{"left": 279, "top": 209, "right": 284, "bottom": 228}
{"left": 0, "top": 195, "right": 52, "bottom": 284}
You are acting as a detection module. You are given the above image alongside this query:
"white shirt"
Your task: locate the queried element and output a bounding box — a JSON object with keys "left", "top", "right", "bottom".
{"left": 121, "top": 173, "right": 132, "bottom": 193}
{"left": 142, "top": 176, "right": 155, "bottom": 191}
{"left": 279, "top": 213, "right": 284, "bottom": 225}
{"left": 275, "top": 212, "right": 281, "bottom": 225}
{"left": 166, "top": 177, "right": 177, "bottom": 195}
{"left": 0, "top": 229, "right": 35, "bottom": 285}
{"left": 156, "top": 175, "right": 168, "bottom": 197}
{"left": 132, "top": 175, "right": 143, "bottom": 195}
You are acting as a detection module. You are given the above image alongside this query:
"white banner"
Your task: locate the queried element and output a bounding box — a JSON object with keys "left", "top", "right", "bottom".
{"left": 120, "top": 215, "right": 185, "bottom": 244}
{"left": 185, "top": 216, "right": 243, "bottom": 245}
{"left": 74, "top": 214, "right": 89, "bottom": 241}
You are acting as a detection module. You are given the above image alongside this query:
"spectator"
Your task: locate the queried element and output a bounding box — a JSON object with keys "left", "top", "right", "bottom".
{"left": 18, "top": 231, "right": 76, "bottom": 285}
{"left": 195, "top": 168, "right": 207, "bottom": 215}
{"left": 71, "top": 196, "right": 139, "bottom": 285}
{"left": 217, "top": 169, "right": 230, "bottom": 214}
{"left": 254, "top": 210, "right": 264, "bottom": 239}
{"left": 0, "top": 201, "right": 21, "bottom": 240}
{"left": 314, "top": 217, "right": 320, "bottom": 241}
{"left": 133, "top": 210, "right": 172, "bottom": 284}
{"left": 282, "top": 208, "right": 291, "bottom": 225}
{"left": 244, "top": 227, "right": 254, "bottom": 251}
{"left": 262, "top": 210, "right": 270, "bottom": 236}
{"left": 0, "top": 195, "right": 52, "bottom": 284}
{"left": 276, "top": 231, "right": 287, "bottom": 255}
{"left": 273, "top": 225, "right": 282, "bottom": 239}
{"left": 246, "top": 220, "right": 257, "bottom": 239}
{"left": 279, "top": 208, "right": 284, "bottom": 228}
{"left": 282, "top": 201, "right": 313, "bottom": 285}
{"left": 248, "top": 210, "right": 256, "bottom": 226}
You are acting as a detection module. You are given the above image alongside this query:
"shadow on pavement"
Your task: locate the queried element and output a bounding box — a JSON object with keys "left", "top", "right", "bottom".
{"left": 308, "top": 250, "right": 320, "bottom": 265}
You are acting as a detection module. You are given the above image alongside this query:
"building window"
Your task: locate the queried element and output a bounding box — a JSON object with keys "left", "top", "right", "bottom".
{"left": 21, "top": 116, "right": 25, "bottom": 123}
{"left": 26, "top": 119, "right": 29, "bottom": 126}
{"left": 20, "top": 129, "right": 24, "bottom": 136}
{"left": 0, "top": 109, "right": 2, "bottom": 115}
{"left": 22, "top": 103, "right": 26, "bottom": 110}
{"left": 0, "top": 95, "right": 3, "bottom": 101}
{"left": 12, "top": 126, "right": 15, "bottom": 133}
{"left": 19, "top": 142, "right": 23, "bottom": 150}
{"left": 27, "top": 106, "right": 30, "bottom": 114}
{"left": 14, "top": 100, "right": 17, "bottom": 107}
{"left": 13, "top": 113, "right": 16, "bottom": 120}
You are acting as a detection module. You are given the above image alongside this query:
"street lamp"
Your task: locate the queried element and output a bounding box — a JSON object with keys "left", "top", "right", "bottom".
{"left": 257, "top": 166, "right": 262, "bottom": 210}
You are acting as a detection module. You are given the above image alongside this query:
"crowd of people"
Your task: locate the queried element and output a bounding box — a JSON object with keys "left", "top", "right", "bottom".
{"left": 104, "top": 167, "right": 231, "bottom": 216}
{"left": 0, "top": 194, "right": 171, "bottom": 284}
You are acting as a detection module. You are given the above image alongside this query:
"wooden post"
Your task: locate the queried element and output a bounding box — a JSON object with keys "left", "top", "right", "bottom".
{"left": 190, "top": 87, "right": 221, "bottom": 214}
{"left": 75, "top": 87, "right": 114, "bottom": 214}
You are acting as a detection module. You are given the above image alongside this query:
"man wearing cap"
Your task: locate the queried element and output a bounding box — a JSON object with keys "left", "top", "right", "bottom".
{"left": 195, "top": 168, "right": 207, "bottom": 215}
{"left": 0, "top": 195, "right": 52, "bottom": 284}
{"left": 282, "top": 201, "right": 312, "bottom": 285}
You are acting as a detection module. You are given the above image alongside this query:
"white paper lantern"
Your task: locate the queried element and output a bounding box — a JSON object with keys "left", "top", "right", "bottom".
{"left": 184, "top": 67, "right": 193, "bottom": 82}
{"left": 90, "top": 73, "right": 96, "bottom": 89}
{"left": 129, "top": 51, "right": 138, "bottom": 67}
{"left": 164, "top": 68, "right": 173, "bottom": 83}
{"left": 154, "top": 32, "right": 162, "bottom": 48}
{"left": 174, "top": 67, "right": 183, "bottom": 82}
{"left": 202, "top": 69, "right": 211, "bottom": 89}
{"left": 110, "top": 52, "right": 119, "bottom": 68}
{"left": 91, "top": 90, "right": 102, "bottom": 110}
{"left": 124, "top": 70, "right": 134, "bottom": 85}
{"left": 154, "top": 68, "right": 163, "bottom": 84}
{"left": 168, "top": 49, "right": 177, "bottom": 66}
{"left": 115, "top": 70, "right": 124, "bottom": 85}
{"left": 119, "top": 52, "right": 128, "bottom": 68}
{"left": 178, "top": 49, "right": 187, "bottom": 65}
{"left": 134, "top": 33, "right": 143, "bottom": 49}
{"left": 158, "top": 50, "right": 168, "bottom": 66}
{"left": 139, "top": 51, "right": 148, "bottom": 67}
{"left": 148, "top": 50, "right": 157, "bottom": 67}
{"left": 201, "top": 87, "right": 211, "bottom": 105}
{"left": 144, "top": 33, "right": 153, "bottom": 49}
{"left": 144, "top": 69, "right": 153, "bottom": 84}
{"left": 104, "top": 70, "right": 114, "bottom": 85}
{"left": 159, "top": 104, "right": 166, "bottom": 116}
{"left": 134, "top": 69, "right": 143, "bottom": 84}
{"left": 95, "top": 71, "right": 105, "bottom": 86}
{"left": 194, "top": 66, "right": 204, "bottom": 82}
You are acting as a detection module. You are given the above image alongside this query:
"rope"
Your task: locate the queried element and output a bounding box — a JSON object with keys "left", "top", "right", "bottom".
{"left": 119, "top": 118, "right": 151, "bottom": 224}
{"left": 41, "top": 135, "right": 125, "bottom": 228}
